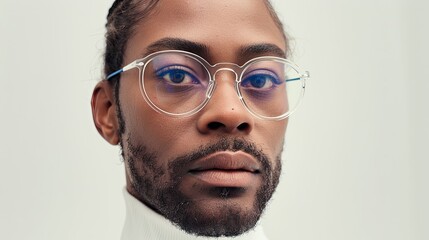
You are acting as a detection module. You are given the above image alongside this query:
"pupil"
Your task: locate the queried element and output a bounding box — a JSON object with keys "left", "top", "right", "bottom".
{"left": 251, "top": 76, "right": 266, "bottom": 88}
{"left": 171, "top": 71, "right": 185, "bottom": 83}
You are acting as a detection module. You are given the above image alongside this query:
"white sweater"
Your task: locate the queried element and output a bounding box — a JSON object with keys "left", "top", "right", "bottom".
{"left": 121, "top": 189, "right": 269, "bottom": 240}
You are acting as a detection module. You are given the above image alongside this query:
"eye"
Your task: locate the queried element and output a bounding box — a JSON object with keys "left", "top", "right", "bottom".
{"left": 241, "top": 70, "right": 282, "bottom": 90}
{"left": 155, "top": 65, "right": 200, "bottom": 85}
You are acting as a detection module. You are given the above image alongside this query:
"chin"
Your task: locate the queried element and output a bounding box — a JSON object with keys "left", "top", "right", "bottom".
{"left": 173, "top": 196, "right": 262, "bottom": 237}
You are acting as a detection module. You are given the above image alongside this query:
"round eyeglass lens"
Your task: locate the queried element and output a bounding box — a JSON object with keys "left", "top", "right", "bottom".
{"left": 141, "top": 53, "right": 211, "bottom": 115}
{"left": 239, "top": 59, "right": 305, "bottom": 119}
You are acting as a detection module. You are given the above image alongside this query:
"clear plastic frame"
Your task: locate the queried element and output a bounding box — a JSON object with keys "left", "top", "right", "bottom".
{"left": 107, "top": 50, "right": 309, "bottom": 120}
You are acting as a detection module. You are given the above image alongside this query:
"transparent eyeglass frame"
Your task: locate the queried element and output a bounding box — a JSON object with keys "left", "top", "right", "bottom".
{"left": 107, "top": 50, "right": 309, "bottom": 121}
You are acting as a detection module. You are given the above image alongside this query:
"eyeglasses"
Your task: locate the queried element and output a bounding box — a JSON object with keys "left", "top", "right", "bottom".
{"left": 107, "top": 50, "right": 309, "bottom": 120}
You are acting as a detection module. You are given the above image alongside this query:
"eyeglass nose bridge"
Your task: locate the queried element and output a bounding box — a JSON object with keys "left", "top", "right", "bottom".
{"left": 207, "top": 66, "right": 241, "bottom": 99}
{"left": 213, "top": 67, "right": 239, "bottom": 81}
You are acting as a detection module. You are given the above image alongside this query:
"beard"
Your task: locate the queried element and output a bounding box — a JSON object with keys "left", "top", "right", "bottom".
{"left": 121, "top": 134, "right": 282, "bottom": 237}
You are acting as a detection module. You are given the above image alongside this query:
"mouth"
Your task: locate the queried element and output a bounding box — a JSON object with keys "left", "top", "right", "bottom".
{"left": 188, "top": 151, "right": 261, "bottom": 187}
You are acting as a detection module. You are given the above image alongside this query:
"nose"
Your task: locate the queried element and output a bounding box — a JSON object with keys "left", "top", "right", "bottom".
{"left": 197, "top": 70, "right": 254, "bottom": 134}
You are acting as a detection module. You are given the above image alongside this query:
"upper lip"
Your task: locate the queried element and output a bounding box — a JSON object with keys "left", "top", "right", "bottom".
{"left": 189, "top": 151, "right": 261, "bottom": 173}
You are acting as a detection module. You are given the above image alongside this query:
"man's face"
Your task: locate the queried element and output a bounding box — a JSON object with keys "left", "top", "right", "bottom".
{"left": 116, "top": 0, "right": 287, "bottom": 237}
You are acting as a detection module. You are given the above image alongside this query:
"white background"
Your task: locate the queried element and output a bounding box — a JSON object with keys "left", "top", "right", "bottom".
{"left": 1, "top": 0, "right": 428, "bottom": 239}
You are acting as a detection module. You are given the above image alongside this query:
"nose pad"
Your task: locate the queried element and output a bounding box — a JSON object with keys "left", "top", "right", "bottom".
{"left": 206, "top": 81, "right": 216, "bottom": 99}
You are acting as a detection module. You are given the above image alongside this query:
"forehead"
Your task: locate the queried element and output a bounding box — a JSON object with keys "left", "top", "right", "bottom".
{"left": 124, "top": 0, "right": 286, "bottom": 63}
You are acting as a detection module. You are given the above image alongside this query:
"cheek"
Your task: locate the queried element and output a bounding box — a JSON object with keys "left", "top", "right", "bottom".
{"left": 123, "top": 105, "right": 188, "bottom": 150}
{"left": 255, "top": 119, "right": 288, "bottom": 158}
{"left": 119, "top": 80, "right": 196, "bottom": 157}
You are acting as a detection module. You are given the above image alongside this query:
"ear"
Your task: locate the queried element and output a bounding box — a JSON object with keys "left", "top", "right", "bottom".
{"left": 91, "top": 80, "right": 120, "bottom": 145}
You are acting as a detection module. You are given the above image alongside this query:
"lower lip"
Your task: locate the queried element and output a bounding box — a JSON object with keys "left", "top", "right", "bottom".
{"left": 190, "top": 170, "right": 258, "bottom": 187}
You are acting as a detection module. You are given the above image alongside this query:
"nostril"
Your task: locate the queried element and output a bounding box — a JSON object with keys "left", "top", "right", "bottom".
{"left": 207, "top": 122, "right": 250, "bottom": 131}
{"left": 208, "top": 122, "right": 225, "bottom": 130}
{"left": 237, "top": 122, "right": 250, "bottom": 131}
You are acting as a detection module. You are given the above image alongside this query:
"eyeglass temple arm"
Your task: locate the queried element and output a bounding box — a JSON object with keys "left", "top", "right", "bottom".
{"left": 106, "top": 61, "right": 139, "bottom": 80}
{"left": 286, "top": 77, "right": 300, "bottom": 82}
{"left": 285, "top": 71, "right": 310, "bottom": 83}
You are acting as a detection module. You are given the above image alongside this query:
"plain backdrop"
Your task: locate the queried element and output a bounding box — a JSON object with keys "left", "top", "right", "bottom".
{"left": 1, "top": 0, "right": 428, "bottom": 239}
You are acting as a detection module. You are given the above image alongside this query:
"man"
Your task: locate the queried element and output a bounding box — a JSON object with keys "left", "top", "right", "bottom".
{"left": 91, "top": 0, "right": 308, "bottom": 239}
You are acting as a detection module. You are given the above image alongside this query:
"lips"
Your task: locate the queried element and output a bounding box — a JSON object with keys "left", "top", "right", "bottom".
{"left": 188, "top": 151, "right": 261, "bottom": 187}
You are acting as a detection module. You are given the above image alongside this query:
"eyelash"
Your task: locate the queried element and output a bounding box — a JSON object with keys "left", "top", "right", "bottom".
{"left": 241, "top": 70, "right": 281, "bottom": 88}
{"left": 155, "top": 65, "right": 201, "bottom": 84}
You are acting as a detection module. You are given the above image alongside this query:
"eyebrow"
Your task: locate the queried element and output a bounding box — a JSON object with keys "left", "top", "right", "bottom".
{"left": 237, "top": 43, "right": 286, "bottom": 60}
{"left": 142, "top": 37, "right": 211, "bottom": 60}
{"left": 141, "top": 37, "right": 286, "bottom": 63}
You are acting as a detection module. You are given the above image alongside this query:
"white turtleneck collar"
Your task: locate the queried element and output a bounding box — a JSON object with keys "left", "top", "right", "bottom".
{"left": 121, "top": 188, "right": 269, "bottom": 240}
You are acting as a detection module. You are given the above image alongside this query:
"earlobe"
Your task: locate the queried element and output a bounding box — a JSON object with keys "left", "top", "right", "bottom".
{"left": 91, "top": 80, "right": 120, "bottom": 145}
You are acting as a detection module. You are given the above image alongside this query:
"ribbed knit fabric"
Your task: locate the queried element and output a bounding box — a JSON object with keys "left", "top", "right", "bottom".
{"left": 121, "top": 188, "right": 269, "bottom": 240}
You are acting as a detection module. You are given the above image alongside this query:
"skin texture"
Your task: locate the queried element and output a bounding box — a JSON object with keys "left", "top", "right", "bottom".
{"left": 92, "top": 0, "right": 288, "bottom": 237}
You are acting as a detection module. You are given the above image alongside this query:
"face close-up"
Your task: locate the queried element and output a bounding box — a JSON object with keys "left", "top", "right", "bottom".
{"left": 92, "top": 0, "right": 289, "bottom": 237}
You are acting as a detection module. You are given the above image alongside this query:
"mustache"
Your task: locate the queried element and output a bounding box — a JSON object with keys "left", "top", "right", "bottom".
{"left": 168, "top": 137, "right": 272, "bottom": 176}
